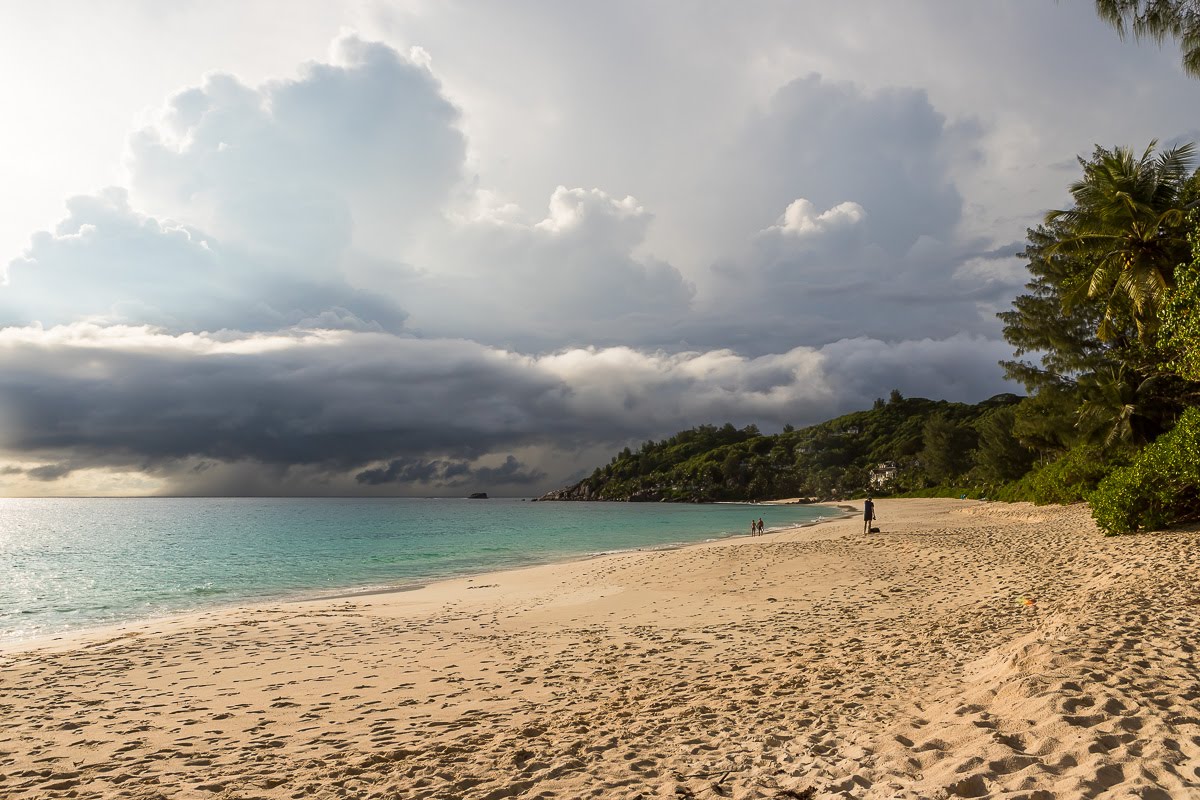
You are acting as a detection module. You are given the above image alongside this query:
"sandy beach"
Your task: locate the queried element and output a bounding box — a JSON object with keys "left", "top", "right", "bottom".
{"left": 2, "top": 498, "right": 1198, "bottom": 799}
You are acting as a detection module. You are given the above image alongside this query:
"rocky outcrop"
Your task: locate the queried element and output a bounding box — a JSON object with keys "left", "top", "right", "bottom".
{"left": 538, "top": 482, "right": 701, "bottom": 502}
{"left": 538, "top": 482, "right": 601, "bottom": 501}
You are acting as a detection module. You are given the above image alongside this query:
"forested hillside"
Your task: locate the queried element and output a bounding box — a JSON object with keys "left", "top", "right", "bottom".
{"left": 540, "top": 392, "right": 1024, "bottom": 502}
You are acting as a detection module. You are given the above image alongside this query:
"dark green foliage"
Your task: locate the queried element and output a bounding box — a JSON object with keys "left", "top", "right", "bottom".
{"left": 1010, "top": 385, "right": 1084, "bottom": 457}
{"left": 920, "top": 413, "right": 978, "bottom": 483}
{"left": 1089, "top": 407, "right": 1200, "bottom": 533}
{"left": 995, "top": 444, "right": 1126, "bottom": 505}
{"left": 1158, "top": 230, "right": 1200, "bottom": 382}
{"left": 545, "top": 394, "right": 1023, "bottom": 502}
{"left": 897, "top": 486, "right": 985, "bottom": 499}
{"left": 1095, "top": 0, "right": 1200, "bottom": 77}
{"left": 1000, "top": 147, "right": 1200, "bottom": 438}
{"left": 1043, "top": 141, "right": 1195, "bottom": 338}
{"left": 997, "top": 144, "right": 1200, "bottom": 529}
{"left": 973, "top": 405, "right": 1038, "bottom": 484}
{"left": 1075, "top": 367, "right": 1182, "bottom": 447}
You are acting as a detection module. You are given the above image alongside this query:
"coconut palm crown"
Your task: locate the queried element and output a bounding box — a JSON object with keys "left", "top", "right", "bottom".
{"left": 1045, "top": 140, "right": 1196, "bottom": 340}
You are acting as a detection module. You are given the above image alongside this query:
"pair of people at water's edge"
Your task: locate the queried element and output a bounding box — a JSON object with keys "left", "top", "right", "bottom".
{"left": 864, "top": 497, "right": 875, "bottom": 534}
{"left": 750, "top": 517, "right": 764, "bottom": 535}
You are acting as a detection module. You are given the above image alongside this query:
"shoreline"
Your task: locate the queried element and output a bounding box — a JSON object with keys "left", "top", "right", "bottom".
{"left": 7, "top": 498, "right": 1190, "bottom": 799}
{"left": 0, "top": 501, "right": 852, "bottom": 655}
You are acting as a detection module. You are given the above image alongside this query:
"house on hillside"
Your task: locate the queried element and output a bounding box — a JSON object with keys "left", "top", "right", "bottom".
{"left": 869, "top": 461, "right": 898, "bottom": 488}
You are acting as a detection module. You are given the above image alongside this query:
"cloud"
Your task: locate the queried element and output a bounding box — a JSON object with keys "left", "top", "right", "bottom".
{"left": 5, "top": 35, "right": 694, "bottom": 353}
{"left": 763, "top": 198, "right": 866, "bottom": 239}
{"left": 127, "top": 33, "right": 466, "bottom": 263}
{"left": 390, "top": 185, "right": 695, "bottom": 348}
{"left": 1, "top": 188, "right": 408, "bottom": 333}
{"left": 0, "top": 32, "right": 1038, "bottom": 496}
{"left": 674, "top": 74, "right": 1023, "bottom": 353}
{"left": 25, "top": 463, "right": 75, "bottom": 481}
{"left": 356, "top": 454, "right": 545, "bottom": 487}
{"left": 0, "top": 322, "right": 1013, "bottom": 494}
{"left": 711, "top": 74, "right": 968, "bottom": 261}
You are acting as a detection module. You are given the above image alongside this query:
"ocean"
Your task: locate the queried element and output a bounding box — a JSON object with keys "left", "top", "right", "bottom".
{"left": 0, "top": 497, "right": 833, "bottom": 644}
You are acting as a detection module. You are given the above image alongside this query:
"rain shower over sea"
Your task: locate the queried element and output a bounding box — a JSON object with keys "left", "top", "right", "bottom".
{"left": 0, "top": 497, "right": 833, "bottom": 643}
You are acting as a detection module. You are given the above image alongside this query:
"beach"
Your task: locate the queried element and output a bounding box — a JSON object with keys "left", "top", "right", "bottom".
{"left": 2, "top": 498, "right": 1198, "bottom": 799}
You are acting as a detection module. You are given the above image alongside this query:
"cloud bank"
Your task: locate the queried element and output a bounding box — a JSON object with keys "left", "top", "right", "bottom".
{"left": 0, "top": 32, "right": 1034, "bottom": 495}
{"left": 0, "top": 323, "right": 1011, "bottom": 494}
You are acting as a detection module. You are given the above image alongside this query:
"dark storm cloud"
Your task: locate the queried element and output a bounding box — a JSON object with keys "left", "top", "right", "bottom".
{"left": 0, "top": 325, "right": 1014, "bottom": 493}
{"left": 26, "top": 463, "right": 74, "bottom": 481}
{"left": 0, "top": 330, "right": 561, "bottom": 471}
{"left": 729, "top": 75, "right": 967, "bottom": 255}
{"left": 356, "top": 454, "right": 545, "bottom": 487}
{"left": 687, "top": 74, "right": 1025, "bottom": 353}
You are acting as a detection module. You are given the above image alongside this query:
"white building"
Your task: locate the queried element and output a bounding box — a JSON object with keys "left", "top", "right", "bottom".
{"left": 869, "top": 461, "right": 898, "bottom": 488}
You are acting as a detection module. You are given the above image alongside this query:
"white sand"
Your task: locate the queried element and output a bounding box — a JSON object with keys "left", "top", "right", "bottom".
{"left": 1, "top": 499, "right": 1198, "bottom": 799}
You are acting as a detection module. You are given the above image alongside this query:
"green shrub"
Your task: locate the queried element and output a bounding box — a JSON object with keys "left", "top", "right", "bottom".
{"left": 995, "top": 443, "right": 1123, "bottom": 505}
{"left": 894, "top": 486, "right": 980, "bottom": 499}
{"left": 1088, "top": 407, "right": 1200, "bottom": 534}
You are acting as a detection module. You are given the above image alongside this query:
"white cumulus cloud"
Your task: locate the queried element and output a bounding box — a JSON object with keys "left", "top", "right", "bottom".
{"left": 765, "top": 198, "right": 866, "bottom": 238}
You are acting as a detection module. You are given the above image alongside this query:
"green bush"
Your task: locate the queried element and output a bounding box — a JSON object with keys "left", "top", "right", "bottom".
{"left": 995, "top": 443, "right": 1123, "bottom": 505}
{"left": 1088, "top": 407, "right": 1200, "bottom": 534}
{"left": 894, "top": 486, "right": 981, "bottom": 499}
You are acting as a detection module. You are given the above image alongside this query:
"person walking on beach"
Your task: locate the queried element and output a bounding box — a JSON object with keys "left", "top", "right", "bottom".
{"left": 864, "top": 497, "right": 875, "bottom": 534}
{"left": 757, "top": 517, "right": 765, "bottom": 534}
{"left": 751, "top": 519, "right": 758, "bottom": 536}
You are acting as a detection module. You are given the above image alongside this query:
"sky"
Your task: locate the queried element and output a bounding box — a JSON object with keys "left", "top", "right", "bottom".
{"left": 0, "top": 0, "right": 1197, "bottom": 496}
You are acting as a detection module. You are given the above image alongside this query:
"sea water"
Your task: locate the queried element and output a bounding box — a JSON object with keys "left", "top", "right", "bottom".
{"left": 0, "top": 497, "right": 832, "bottom": 643}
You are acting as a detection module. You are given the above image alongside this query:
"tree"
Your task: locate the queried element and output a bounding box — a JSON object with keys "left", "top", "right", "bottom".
{"left": 1159, "top": 228, "right": 1200, "bottom": 380}
{"left": 1095, "top": 0, "right": 1200, "bottom": 77}
{"left": 1000, "top": 221, "right": 1119, "bottom": 393}
{"left": 1000, "top": 148, "right": 1200, "bottom": 463}
{"left": 1011, "top": 387, "right": 1084, "bottom": 458}
{"left": 973, "top": 405, "right": 1037, "bottom": 483}
{"left": 1074, "top": 366, "right": 1171, "bottom": 448}
{"left": 920, "top": 413, "right": 978, "bottom": 483}
{"left": 1044, "top": 141, "right": 1195, "bottom": 340}
{"left": 721, "top": 450, "right": 743, "bottom": 485}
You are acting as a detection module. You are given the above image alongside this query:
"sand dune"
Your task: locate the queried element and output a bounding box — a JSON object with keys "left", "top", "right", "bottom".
{"left": 1, "top": 499, "right": 1198, "bottom": 799}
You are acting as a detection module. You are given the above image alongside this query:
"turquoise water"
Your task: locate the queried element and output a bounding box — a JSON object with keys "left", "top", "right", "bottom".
{"left": 0, "top": 498, "right": 832, "bottom": 643}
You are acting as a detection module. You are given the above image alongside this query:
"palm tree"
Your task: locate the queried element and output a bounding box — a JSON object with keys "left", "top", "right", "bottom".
{"left": 1075, "top": 365, "right": 1183, "bottom": 447}
{"left": 1095, "top": 1, "right": 1200, "bottom": 77}
{"left": 1045, "top": 141, "right": 1195, "bottom": 340}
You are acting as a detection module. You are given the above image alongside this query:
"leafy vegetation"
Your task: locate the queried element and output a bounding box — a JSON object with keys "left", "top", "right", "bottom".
{"left": 541, "top": 394, "right": 1022, "bottom": 502}
{"left": 992, "top": 444, "right": 1127, "bottom": 506}
{"left": 1158, "top": 229, "right": 1200, "bottom": 381}
{"left": 1089, "top": 407, "right": 1200, "bottom": 533}
{"left": 1096, "top": 0, "right": 1200, "bottom": 77}
{"left": 997, "top": 140, "right": 1200, "bottom": 532}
